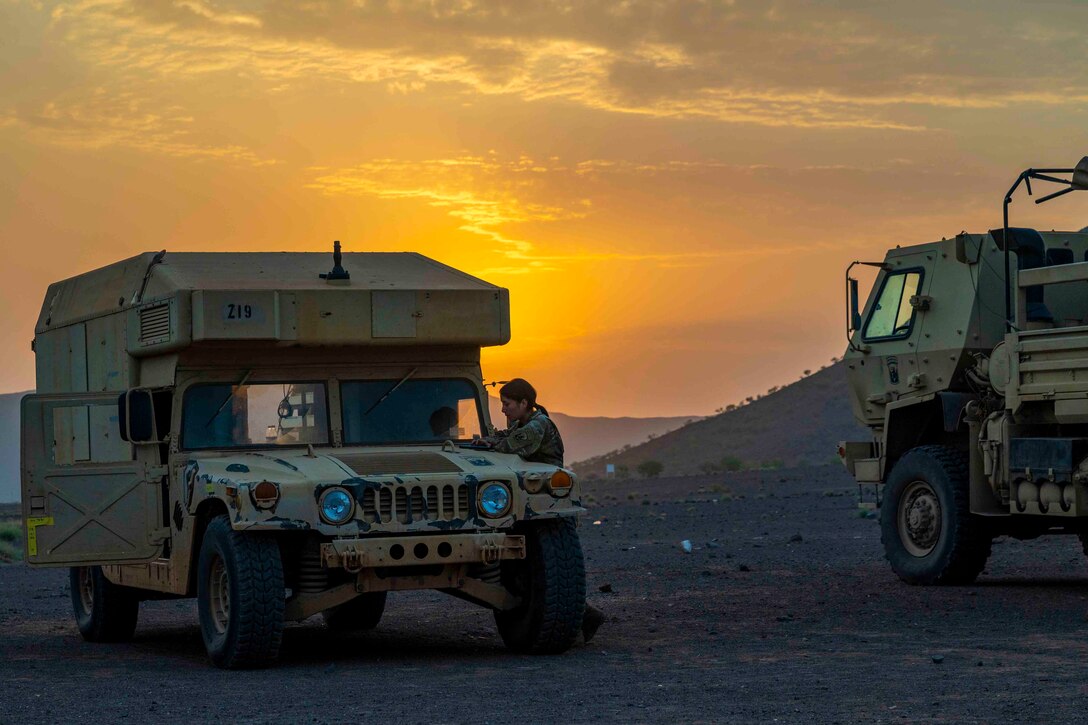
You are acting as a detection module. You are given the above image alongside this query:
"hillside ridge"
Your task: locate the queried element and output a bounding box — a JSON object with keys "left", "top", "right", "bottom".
{"left": 573, "top": 362, "right": 867, "bottom": 476}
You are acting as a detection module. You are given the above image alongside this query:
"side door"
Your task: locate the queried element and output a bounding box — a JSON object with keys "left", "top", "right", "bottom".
{"left": 21, "top": 393, "right": 166, "bottom": 566}
{"left": 848, "top": 258, "right": 929, "bottom": 420}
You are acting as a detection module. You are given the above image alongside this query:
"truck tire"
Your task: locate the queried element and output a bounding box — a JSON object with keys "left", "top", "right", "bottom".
{"left": 197, "top": 515, "right": 285, "bottom": 669}
{"left": 881, "top": 445, "right": 992, "bottom": 585}
{"left": 69, "top": 566, "right": 139, "bottom": 642}
{"left": 495, "top": 519, "right": 586, "bottom": 654}
{"left": 323, "top": 592, "right": 387, "bottom": 631}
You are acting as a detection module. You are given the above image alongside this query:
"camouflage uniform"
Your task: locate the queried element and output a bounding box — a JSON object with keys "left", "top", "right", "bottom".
{"left": 487, "top": 409, "right": 565, "bottom": 466}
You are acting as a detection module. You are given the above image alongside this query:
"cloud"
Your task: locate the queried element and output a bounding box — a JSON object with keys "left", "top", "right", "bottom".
{"left": 306, "top": 152, "right": 866, "bottom": 272}
{"left": 36, "top": 0, "right": 1088, "bottom": 132}
{"left": 307, "top": 155, "right": 583, "bottom": 263}
{"left": 2, "top": 87, "right": 275, "bottom": 165}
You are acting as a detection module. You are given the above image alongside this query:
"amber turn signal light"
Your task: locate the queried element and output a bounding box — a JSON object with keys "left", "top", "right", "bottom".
{"left": 251, "top": 480, "right": 280, "bottom": 510}
{"left": 547, "top": 470, "right": 572, "bottom": 495}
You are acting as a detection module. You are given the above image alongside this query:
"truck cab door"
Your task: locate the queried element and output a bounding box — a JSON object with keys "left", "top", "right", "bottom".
{"left": 847, "top": 257, "right": 930, "bottom": 421}
{"left": 21, "top": 393, "right": 166, "bottom": 566}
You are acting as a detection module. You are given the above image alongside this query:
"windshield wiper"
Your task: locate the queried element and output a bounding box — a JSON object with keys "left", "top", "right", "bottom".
{"left": 363, "top": 367, "right": 418, "bottom": 416}
{"left": 204, "top": 369, "right": 253, "bottom": 428}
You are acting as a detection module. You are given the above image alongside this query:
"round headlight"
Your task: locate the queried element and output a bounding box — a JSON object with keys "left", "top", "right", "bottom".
{"left": 479, "top": 482, "right": 511, "bottom": 518}
{"left": 319, "top": 488, "right": 354, "bottom": 525}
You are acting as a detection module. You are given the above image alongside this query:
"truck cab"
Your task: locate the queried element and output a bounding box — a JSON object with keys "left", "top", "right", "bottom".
{"left": 22, "top": 247, "right": 586, "bottom": 667}
{"left": 840, "top": 156, "right": 1088, "bottom": 586}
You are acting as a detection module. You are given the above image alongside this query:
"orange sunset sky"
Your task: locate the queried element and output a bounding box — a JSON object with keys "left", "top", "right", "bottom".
{"left": 3, "top": 1, "right": 1088, "bottom": 417}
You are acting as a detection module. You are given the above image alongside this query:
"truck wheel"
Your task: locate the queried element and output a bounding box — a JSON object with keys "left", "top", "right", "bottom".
{"left": 197, "top": 515, "right": 285, "bottom": 669}
{"left": 494, "top": 519, "right": 586, "bottom": 654}
{"left": 323, "top": 592, "right": 387, "bottom": 631}
{"left": 881, "top": 445, "right": 991, "bottom": 585}
{"left": 69, "top": 566, "right": 139, "bottom": 642}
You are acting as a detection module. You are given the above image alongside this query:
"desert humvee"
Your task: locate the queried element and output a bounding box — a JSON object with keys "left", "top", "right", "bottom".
{"left": 21, "top": 245, "right": 586, "bottom": 667}
{"left": 839, "top": 157, "right": 1088, "bottom": 584}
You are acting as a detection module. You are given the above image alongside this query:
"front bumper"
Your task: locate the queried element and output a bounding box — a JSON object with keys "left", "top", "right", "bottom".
{"left": 321, "top": 532, "right": 526, "bottom": 571}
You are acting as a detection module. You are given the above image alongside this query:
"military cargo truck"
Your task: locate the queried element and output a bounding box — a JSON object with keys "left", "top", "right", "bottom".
{"left": 841, "top": 157, "right": 1088, "bottom": 584}
{"left": 21, "top": 245, "right": 586, "bottom": 667}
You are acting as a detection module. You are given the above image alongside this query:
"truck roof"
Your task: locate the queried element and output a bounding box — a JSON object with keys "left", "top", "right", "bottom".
{"left": 36, "top": 251, "right": 500, "bottom": 334}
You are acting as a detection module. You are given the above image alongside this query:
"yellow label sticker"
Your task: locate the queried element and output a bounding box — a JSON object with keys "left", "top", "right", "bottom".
{"left": 25, "top": 516, "right": 54, "bottom": 558}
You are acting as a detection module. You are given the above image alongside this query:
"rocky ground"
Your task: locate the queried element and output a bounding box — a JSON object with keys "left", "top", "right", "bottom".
{"left": 3, "top": 465, "right": 1088, "bottom": 723}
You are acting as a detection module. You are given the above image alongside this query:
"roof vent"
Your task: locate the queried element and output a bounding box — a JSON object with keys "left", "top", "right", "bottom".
{"left": 138, "top": 303, "right": 171, "bottom": 345}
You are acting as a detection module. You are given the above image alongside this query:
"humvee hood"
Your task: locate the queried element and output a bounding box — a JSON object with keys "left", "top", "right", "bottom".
{"left": 189, "top": 446, "right": 558, "bottom": 486}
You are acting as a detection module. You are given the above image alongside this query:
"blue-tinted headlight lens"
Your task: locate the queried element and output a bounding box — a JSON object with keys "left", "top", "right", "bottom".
{"left": 320, "top": 489, "right": 354, "bottom": 524}
{"left": 479, "top": 483, "right": 510, "bottom": 517}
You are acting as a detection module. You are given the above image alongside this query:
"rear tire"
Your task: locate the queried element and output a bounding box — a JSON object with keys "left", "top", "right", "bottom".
{"left": 881, "top": 445, "right": 991, "bottom": 585}
{"left": 495, "top": 519, "right": 585, "bottom": 654}
{"left": 197, "top": 516, "right": 285, "bottom": 669}
{"left": 323, "top": 592, "right": 387, "bottom": 631}
{"left": 69, "top": 566, "right": 139, "bottom": 642}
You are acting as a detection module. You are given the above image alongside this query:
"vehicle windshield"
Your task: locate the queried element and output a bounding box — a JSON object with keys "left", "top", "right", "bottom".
{"left": 182, "top": 382, "right": 330, "bottom": 450}
{"left": 341, "top": 378, "right": 484, "bottom": 445}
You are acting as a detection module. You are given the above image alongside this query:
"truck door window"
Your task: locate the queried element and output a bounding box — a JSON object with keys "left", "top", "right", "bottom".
{"left": 182, "top": 382, "right": 329, "bottom": 450}
{"left": 863, "top": 270, "right": 923, "bottom": 341}
{"left": 52, "top": 403, "right": 132, "bottom": 465}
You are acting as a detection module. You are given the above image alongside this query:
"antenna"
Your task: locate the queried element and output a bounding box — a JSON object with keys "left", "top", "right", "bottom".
{"left": 319, "top": 240, "right": 351, "bottom": 282}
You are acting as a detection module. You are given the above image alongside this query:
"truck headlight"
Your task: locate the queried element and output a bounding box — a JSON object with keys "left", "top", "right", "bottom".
{"left": 478, "top": 482, "right": 511, "bottom": 518}
{"left": 319, "top": 488, "right": 355, "bottom": 525}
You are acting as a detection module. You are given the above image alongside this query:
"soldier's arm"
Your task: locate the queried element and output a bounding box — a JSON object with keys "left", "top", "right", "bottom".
{"left": 490, "top": 420, "right": 545, "bottom": 458}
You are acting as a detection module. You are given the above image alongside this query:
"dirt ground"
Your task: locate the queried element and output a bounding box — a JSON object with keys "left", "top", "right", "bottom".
{"left": 4, "top": 465, "right": 1088, "bottom": 724}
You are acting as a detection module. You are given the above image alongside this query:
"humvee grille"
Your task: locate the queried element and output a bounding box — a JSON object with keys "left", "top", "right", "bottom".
{"left": 336, "top": 452, "right": 462, "bottom": 475}
{"left": 138, "top": 303, "right": 171, "bottom": 344}
{"left": 360, "top": 482, "right": 472, "bottom": 524}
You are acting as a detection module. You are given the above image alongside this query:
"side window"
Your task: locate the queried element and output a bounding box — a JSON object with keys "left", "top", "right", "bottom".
{"left": 52, "top": 403, "right": 132, "bottom": 465}
{"left": 863, "top": 270, "right": 923, "bottom": 340}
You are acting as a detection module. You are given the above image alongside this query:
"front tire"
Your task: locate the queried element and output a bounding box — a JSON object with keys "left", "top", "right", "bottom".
{"left": 495, "top": 519, "right": 586, "bottom": 654}
{"left": 197, "top": 516, "right": 285, "bottom": 669}
{"left": 323, "top": 592, "right": 387, "bottom": 631}
{"left": 69, "top": 566, "right": 139, "bottom": 642}
{"left": 881, "top": 445, "right": 991, "bottom": 585}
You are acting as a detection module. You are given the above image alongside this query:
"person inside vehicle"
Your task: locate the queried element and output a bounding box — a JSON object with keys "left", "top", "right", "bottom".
{"left": 428, "top": 405, "right": 459, "bottom": 439}
{"left": 479, "top": 378, "right": 604, "bottom": 643}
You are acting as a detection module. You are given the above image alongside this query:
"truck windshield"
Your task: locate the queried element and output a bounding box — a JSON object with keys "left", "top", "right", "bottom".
{"left": 182, "top": 382, "right": 330, "bottom": 450}
{"left": 341, "top": 378, "right": 484, "bottom": 445}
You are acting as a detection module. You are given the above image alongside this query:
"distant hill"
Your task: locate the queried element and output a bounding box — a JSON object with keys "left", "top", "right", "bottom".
{"left": 0, "top": 393, "right": 25, "bottom": 503}
{"left": 573, "top": 363, "right": 868, "bottom": 477}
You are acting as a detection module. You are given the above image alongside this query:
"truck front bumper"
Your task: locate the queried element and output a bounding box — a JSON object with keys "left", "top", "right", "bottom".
{"left": 320, "top": 532, "right": 526, "bottom": 571}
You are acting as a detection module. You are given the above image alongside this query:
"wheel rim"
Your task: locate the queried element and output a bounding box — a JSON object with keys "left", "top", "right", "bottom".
{"left": 78, "top": 568, "right": 94, "bottom": 615}
{"left": 208, "top": 556, "right": 230, "bottom": 634}
{"left": 898, "top": 480, "right": 942, "bottom": 557}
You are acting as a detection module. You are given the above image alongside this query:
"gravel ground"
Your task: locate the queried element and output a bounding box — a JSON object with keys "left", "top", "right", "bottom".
{"left": 3, "top": 465, "right": 1088, "bottom": 724}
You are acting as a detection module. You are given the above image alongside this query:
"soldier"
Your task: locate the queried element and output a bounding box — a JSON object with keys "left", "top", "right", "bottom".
{"left": 484, "top": 378, "right": 564, "bottom": 465}
{"left": 481, "top": 378, "right": 605, "bottom": 643}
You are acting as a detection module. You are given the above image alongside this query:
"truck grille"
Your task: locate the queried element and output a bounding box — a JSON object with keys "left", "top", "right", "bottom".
{"left": 361, "top": 483, "right": 472, "bottom": 524}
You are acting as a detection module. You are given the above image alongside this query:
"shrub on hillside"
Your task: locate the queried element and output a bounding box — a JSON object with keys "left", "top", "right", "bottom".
{"left": 637, "top": 460, "right": 664, "bottom": 478}
{"left": 721, "top": 456, "right": 744, "bottom": 472}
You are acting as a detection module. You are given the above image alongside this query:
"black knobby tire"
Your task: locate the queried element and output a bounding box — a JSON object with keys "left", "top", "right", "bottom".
{"left": 197, "top": 516, "right": 285, "bottom": 669}
{"left": 880, "top": 445, "right": 992, "bottom": 585}
{"left": 323, "top": 592, "right": 387, "bottom": 631}
{"left": 495, "top": 519, "right": 586, "bottom": 654}
{"left": 69, "top": 566, "right": 139, "bottom": 643}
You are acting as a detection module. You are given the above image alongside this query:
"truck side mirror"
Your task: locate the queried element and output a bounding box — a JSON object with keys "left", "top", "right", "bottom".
{"left": 849, "top": 278, "right": 862, "bottom": 331}
{"left": 118, "top": 389, "right": 156, "bottom": 443}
